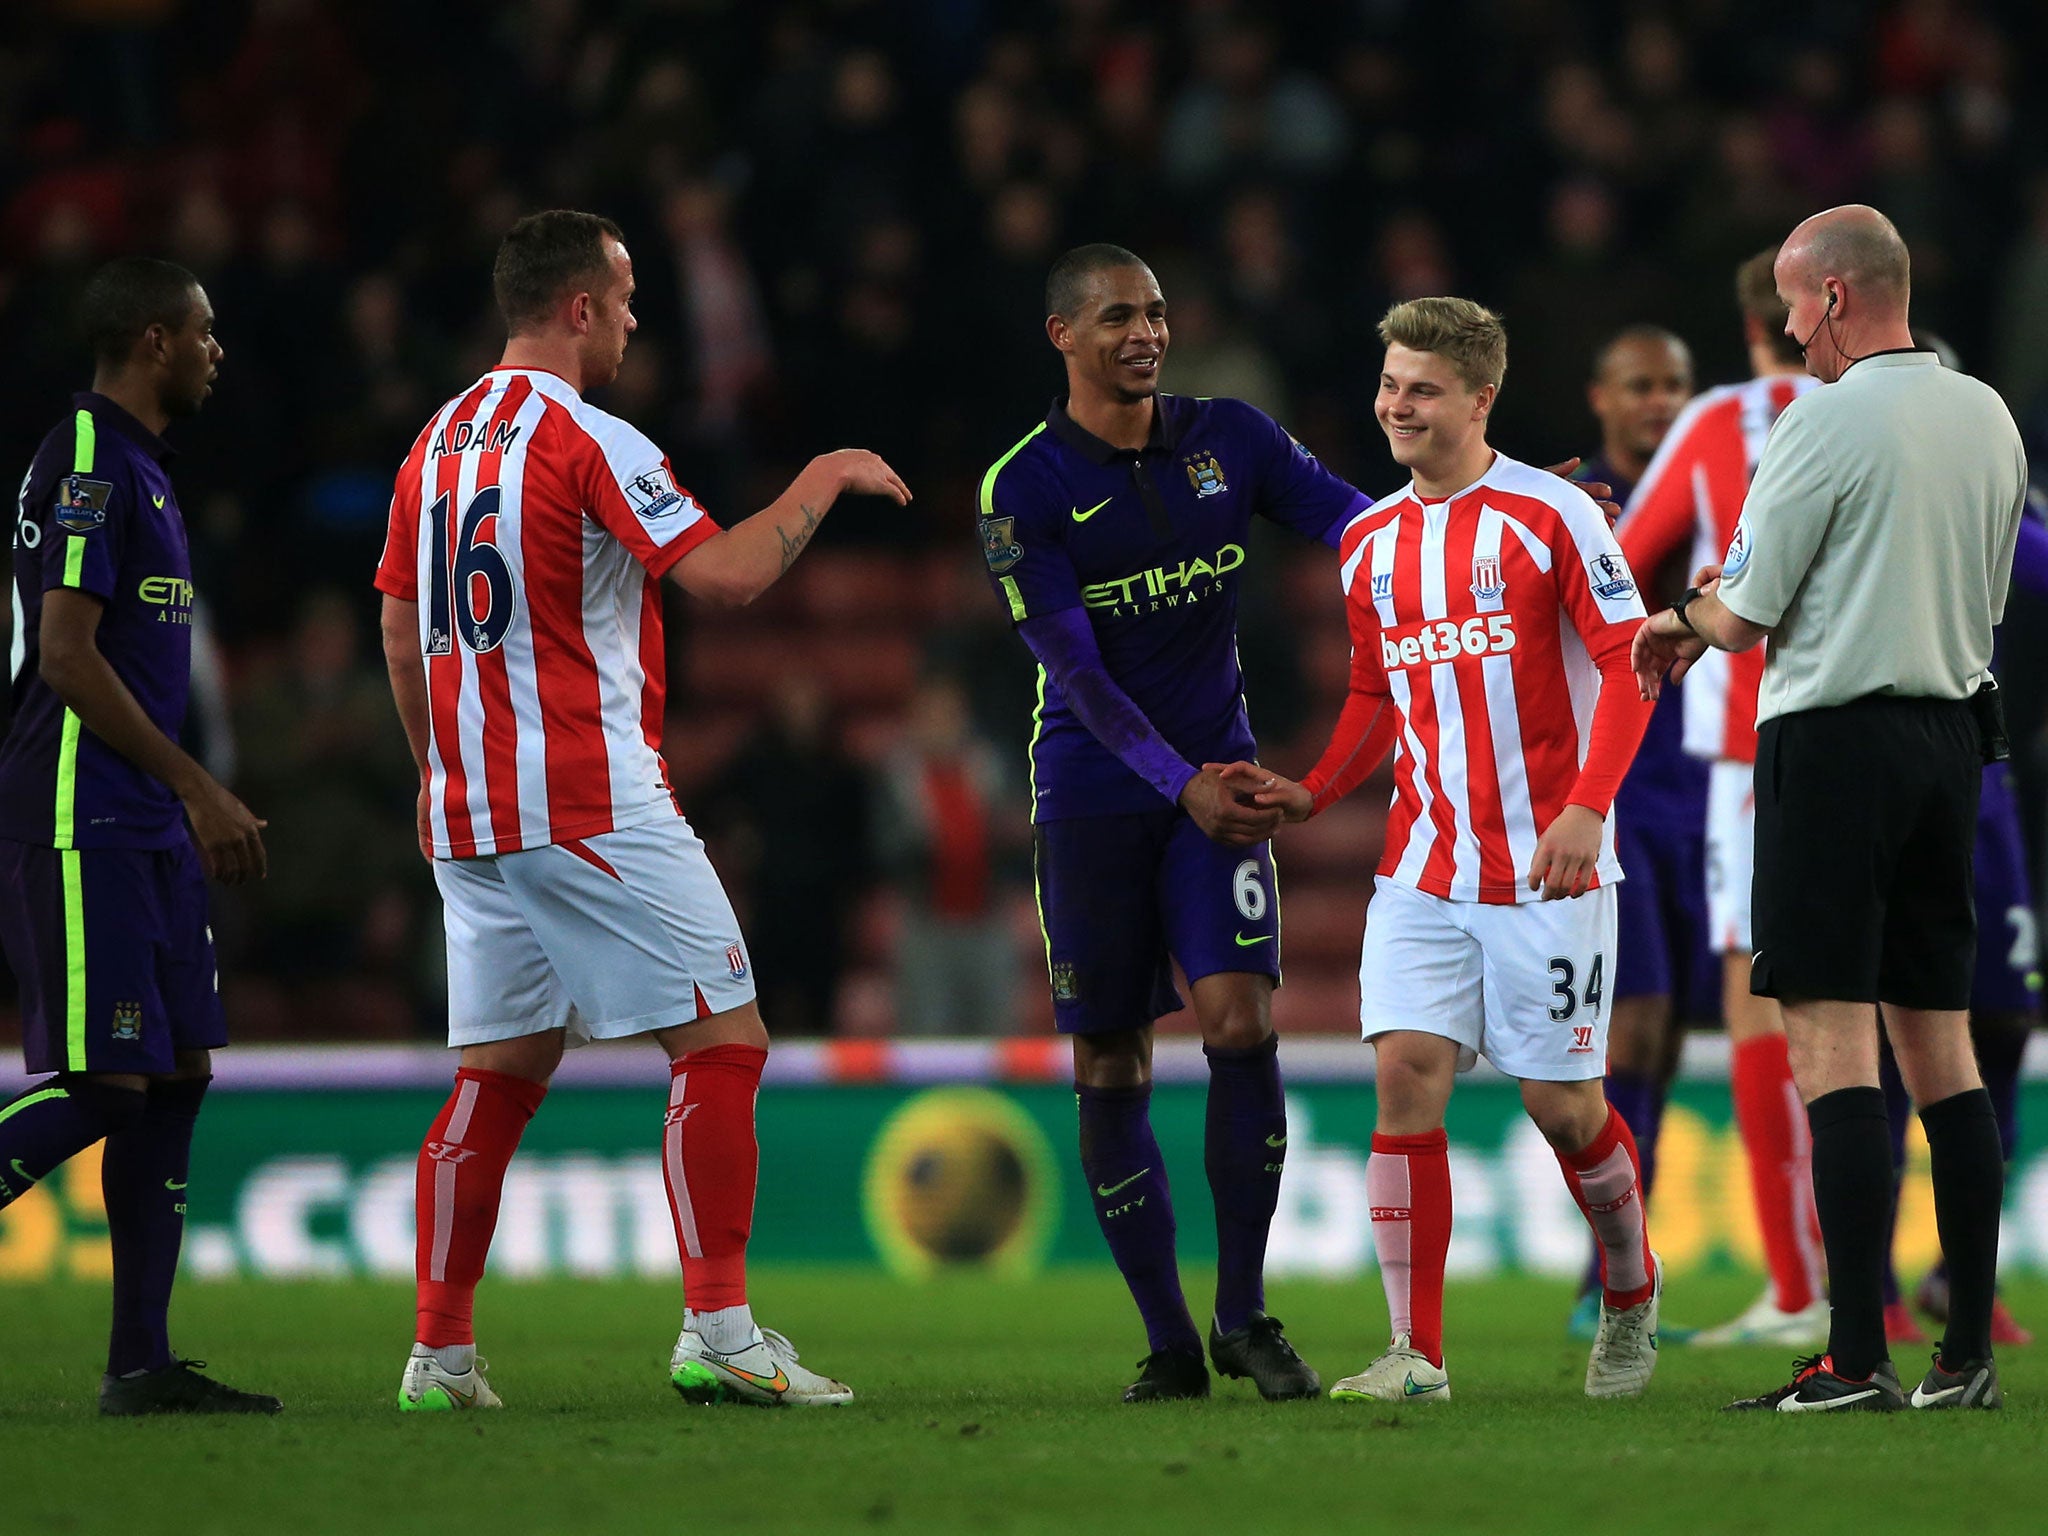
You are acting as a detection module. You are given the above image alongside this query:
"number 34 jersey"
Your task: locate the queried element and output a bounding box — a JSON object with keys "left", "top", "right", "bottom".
{"left": 374, "top": 369, "right": 720, "bottom": 860}
{"left": 1334, "top": 453, "right": 1645, "bottom": 905}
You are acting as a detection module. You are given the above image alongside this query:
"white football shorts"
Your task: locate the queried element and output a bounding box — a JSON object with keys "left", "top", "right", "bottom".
{"left": 1357, "top": 874, "right": 1618, "bottom": 1082}
{"left": 1705, "top": 760, "right": 1756, "bottom": 956}
{"left": 434, "top": 815, "right": 756, "bottom": 1047}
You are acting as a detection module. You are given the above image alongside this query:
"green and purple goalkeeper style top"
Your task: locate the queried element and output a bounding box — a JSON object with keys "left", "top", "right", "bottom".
{"left": 0, "top": 394, "right": 197, "bottom": 850}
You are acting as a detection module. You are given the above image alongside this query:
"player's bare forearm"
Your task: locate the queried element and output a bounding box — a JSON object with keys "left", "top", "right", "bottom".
{"left": 670, "top": 449, "right": 910, "bottom": 607}
{"left": 41, "top": 587, "right": 267, "bottom": 882}
{"left": 380, "top": 594, "right": 432, "bottom": 774}
{"left": 40, "top": 588, "right": 212, "bottom": 803}
{"left": 1682, "top": 586, "right": 1769, "bottom": 653}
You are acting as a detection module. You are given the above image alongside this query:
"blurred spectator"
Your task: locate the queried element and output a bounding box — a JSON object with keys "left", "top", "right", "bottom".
{"left": 1153, "top": 270, "right": 1290, "bottom": 421}
{"left": 1995, "top": 174, "right": 2048, "bottom": 433}
{"left": 1162, "top": 17, "right": 1346, "bottom": 191}
{"left": 230, "top": 589, "right": 427, "bottom": 1032}
{"left": 874, "top": 675, "right": 1025, "bottom": 1037}
{"left": 701, "top": 678, "right": 871, "bottom": 1038}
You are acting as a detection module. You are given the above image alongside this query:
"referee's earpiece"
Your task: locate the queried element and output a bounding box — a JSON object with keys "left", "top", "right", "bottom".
{"left": 1827, "top": 291, "right": 1837, "bottom": 311}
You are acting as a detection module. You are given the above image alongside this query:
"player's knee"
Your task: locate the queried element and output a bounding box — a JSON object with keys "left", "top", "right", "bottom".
{"left": 1521, "top": 1083, "right": 1606, "bottom": 1152}
{"left": 1072, "top": 1031, "right": 1149, "bottom": 1090}
{"left": 1373, "top": 1052, "right": 1449, "bottom": 1123}
{"left": 1197, "top": 1009, "right": 1270, "bottom": 1053}
{"left": 65, "top": 1074, "right": 148, "bottom": 1132}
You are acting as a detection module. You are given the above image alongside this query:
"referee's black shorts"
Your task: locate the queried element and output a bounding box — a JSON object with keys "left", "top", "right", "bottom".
{"left": 1751, "top": 693, "right": 1979, "bottom": 1009}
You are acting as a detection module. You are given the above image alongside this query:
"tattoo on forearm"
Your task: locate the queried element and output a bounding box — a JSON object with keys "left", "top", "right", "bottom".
{"left": 777, "top": 503, "right": 821, "bottom": 571}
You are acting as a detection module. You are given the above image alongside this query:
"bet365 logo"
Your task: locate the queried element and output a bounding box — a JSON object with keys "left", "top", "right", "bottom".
{"left": 1379, "top": 613, "right": 1517, "bottom": 669}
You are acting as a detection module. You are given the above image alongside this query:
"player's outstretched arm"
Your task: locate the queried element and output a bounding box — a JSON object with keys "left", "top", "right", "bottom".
{"left": 381, "top": 593, "right": 434, "bottom": 859}
{"left": 39, "top": 587, "right": 267, "bottom": 884}
{"left": 669, "top": 449, "right": 910, "bottom": 608}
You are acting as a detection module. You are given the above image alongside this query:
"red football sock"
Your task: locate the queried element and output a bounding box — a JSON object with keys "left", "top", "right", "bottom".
{"left": 1557, "top": 1105, "right": 1655, "bottom": 1309}
{"left": 665, "top": 1044, "right": 766, "bottom": 1312}
{"left": 1368, "top": 1129, "right": 1452, "bottom": 1367}
{"left": 1731, "top": 1032, "right": 1824, "bottom": 1313}
{"left": 414, "top": 1068, "right": 547, "bottom": 1347}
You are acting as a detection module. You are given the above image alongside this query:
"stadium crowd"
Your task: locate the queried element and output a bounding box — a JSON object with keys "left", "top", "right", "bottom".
{"left": 3, "top": 0, "right": 2047, "bottom": 1039}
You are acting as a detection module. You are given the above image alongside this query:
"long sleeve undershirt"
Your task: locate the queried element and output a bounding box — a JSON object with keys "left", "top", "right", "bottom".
{"left": 1016, "top": 607, "right": 1197, "bottom": 807}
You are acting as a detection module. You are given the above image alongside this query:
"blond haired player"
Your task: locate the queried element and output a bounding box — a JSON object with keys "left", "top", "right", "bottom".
{"left": 376, "top": 211, "right": 909, "bottom": 1411}
{"left": 1219, "top": 298, "right": 1661, "bottom": 1401}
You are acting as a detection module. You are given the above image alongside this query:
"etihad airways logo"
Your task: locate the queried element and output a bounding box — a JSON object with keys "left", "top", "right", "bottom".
{"left": 139, "top": 575, "right": 196, "bottom": 625}
{"left": 1379, "top": 613, "right": 1517, "bottom": 669}
{"left": 1083, "top": 543, "right": 1244, "bottom": 616}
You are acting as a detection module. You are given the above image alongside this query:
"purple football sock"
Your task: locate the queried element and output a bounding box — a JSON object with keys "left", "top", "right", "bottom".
{"left": 1971, "top": 1013, "right": 2027, "bottom": 1163}
{"left": 1204, "top": 1036, "right": 1286, "bottom": 1336}
{"left": 1879, "top": 1039, "right": 1912, "bottom": 1306}
{"left": 0, "top": 1076, "right": 143, "bottom": 1207}
{"left": 1076, "top": 1082, "right": 1200, "bottom": 1357}
{"left": 103, "top": 1076, "right": 209, "bottom": 1376}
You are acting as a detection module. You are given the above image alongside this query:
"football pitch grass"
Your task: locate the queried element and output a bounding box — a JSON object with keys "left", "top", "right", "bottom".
{"left": 8, "top": 1269, "right": 2047, "bottom": 1535}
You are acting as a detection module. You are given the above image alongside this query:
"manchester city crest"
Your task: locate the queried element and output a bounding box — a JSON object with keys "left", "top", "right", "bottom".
{"left": 1183, "top": 452, "right": 1227, "bottom": 498}
{"left": 110, "top": 1000, "right": 142, "bottom": 1041}
{"left": 1051, "top": 962, "right": 1078, "bottom": 1002}
{"left": 981, "top": 515, "right": 1023, "bottom": 573}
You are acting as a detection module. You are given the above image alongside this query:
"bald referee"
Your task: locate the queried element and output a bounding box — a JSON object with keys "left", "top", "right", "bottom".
{"left": 1633, "top": 206, "right": 2028, "bottom": 1413}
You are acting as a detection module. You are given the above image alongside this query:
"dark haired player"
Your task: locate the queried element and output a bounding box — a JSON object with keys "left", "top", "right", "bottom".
{"left": 1565, "top": 325, "right": 1705, "bottom": 1340}
{"left": 978, "top": 245, "right": 1609, "bottom": 1401}
{"left": 0, "top": 258, "right": 279, "bottom": 1414}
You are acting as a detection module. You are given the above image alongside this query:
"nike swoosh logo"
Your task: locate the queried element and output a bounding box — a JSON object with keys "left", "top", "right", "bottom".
{"left": 1234, "top": 933, "right": 1274, "bottom": 947}
{"left": 1265, "top": 1133, "right": 1287, "bottom": 1149}
{"left": 722, "top": 1363, "right": 790, "bottom": 1394}
{"left": 1072, "top": 497, "right": 1113, "bottom": 523}
{"left": 1095, "top": 1168, "right": 1150, "bottom": 1197}
{"left": 152, "top": 495, "right": 166, "bottom": 509}
{"left": 165, "top": 1178, "right": 188, "bottom": 1191}
{"left": 1403, "top": 1374, "right": 1446, "bottom": 1397}
{"left": 10, "top": 1159, "right": 29, "bottom": 1184}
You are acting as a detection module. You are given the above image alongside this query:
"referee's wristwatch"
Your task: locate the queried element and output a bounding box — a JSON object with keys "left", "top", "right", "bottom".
{"left": 1673, "top": 585, "right": 1704, "bottom": 634}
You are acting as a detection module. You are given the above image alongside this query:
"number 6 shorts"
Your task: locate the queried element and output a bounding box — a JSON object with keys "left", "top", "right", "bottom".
{"left": 1357, "top": 874, "right": 1618, "bottom": 1081}
{"left": 1033, "top": 806, "right": 1281, "bottom": 1035}
{"left": 433, "top": 816, "right": 756, "bottom": 1047}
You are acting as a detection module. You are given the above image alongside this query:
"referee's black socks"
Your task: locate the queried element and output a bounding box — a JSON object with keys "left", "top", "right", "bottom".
{"left": 1919, "top": 1087, "right": 2005, "bottom": 1364}
{"left": 1806, "top": 1087, "right": 1893, "bottom": 1379}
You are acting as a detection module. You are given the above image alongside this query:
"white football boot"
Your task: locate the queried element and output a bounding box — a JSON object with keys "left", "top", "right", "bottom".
{"left": 398, "top": 1344, "right": 502, "bottom": 1411}
{"left": 1328, "top": 1333, "right": 1450, "bottom": 1404}
{"left": 670, "top": 1325, "right": 854, "bottom": 1407}
{"left": 1689, "top": 1287, "right": 1829, "bottom": 1349}
{"left": 1585, "top": 1252, "right": 1662, "bottom": 1399}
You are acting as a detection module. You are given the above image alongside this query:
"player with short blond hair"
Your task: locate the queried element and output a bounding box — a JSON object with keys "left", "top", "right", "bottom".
{"left": 1225, "top": 297, "right": 1663, "bottom": 1402}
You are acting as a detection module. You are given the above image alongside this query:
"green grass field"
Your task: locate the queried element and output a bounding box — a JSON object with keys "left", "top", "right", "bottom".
{"left": 7, "top": 1269, "right": 2047, "bottom": 1535}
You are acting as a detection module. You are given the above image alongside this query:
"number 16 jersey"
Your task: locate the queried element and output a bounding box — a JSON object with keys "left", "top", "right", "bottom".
{"left": 374, "top": 369, "right": 720, "bottom": 859}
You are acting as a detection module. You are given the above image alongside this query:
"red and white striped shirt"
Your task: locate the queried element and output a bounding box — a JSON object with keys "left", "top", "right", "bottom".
{"left": 1617, "top": 374, "right": 1817, "bottom": 762}
{"left": 1310, "top": 455, "right": 1650, "bottom": 905}
{"left": 374, "top": 368, "right": 720, "bottom": 859}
